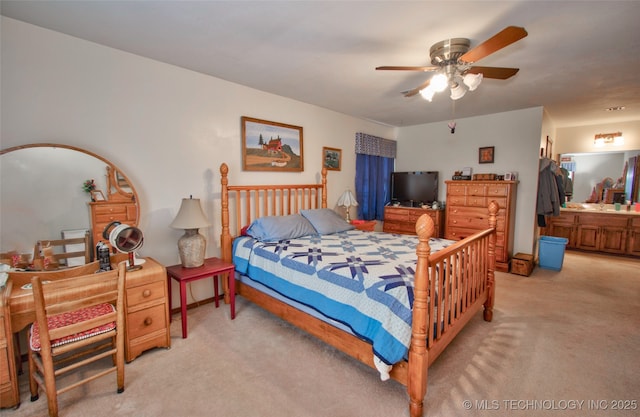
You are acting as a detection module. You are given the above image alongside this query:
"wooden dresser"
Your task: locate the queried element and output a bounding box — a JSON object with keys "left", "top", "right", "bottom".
{"left": 0, "top": 257, "right": 170, "bottom": 408}
{"left": 445, "top": 180, "right": 518, "bottom": 272}
{"left": 383, "top": 206, "right": 444, "bottom": 237}
{"left": 89, "top": 201, "right": 138, "bottom": 247}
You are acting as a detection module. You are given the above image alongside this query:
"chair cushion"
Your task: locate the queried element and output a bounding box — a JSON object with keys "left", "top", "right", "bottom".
{"left": 30, "top": 303, "right": 116, "bottom": 351}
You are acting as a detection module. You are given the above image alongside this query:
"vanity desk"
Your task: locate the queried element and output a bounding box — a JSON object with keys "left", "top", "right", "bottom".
{"left": 0, "top": 256, "right": 171, "bottom": 408}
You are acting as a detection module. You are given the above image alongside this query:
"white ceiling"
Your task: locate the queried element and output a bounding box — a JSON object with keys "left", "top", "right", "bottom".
{"left": 2, "top": 1, "right": 640, "bottom": 128}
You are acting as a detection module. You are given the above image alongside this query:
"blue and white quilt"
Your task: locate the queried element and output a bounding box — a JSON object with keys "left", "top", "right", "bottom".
{"left": 233, "top": 229, "right": 454, "bottom": 371}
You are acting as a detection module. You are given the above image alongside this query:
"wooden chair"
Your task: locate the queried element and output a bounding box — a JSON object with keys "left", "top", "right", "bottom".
{"left": 34, "top": 231, "right": 91, "bottom": 268}
{"left": 27, "top": 262, "right": 126, "bottom": 417}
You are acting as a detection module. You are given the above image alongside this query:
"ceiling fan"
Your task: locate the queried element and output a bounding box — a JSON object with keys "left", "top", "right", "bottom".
{"left": 376, "top": 26, "right": 528, "bottom": 101}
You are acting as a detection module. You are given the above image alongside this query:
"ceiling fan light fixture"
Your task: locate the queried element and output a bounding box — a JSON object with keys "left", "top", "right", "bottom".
{"left": 450, "top": 83, "right": 466, "bottom": 100}
{"left": 431, "top": 73, "right": 448, "bottom": 92}
{"left": 420, "top": 86, "right": 435, "bottom": 102}
{"left": 463, "top": 73, "right": 483, "bottom": 91}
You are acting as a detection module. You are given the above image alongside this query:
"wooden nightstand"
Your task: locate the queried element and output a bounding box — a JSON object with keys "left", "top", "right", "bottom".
{"left": 351, "top": 220, "right": 377, "bottom": 232}
{"left": 166, "top": 257, "right": 235, "bottom": 338}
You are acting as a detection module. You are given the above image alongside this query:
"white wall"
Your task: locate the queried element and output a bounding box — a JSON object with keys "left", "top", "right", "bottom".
{"left": 1, "top": 17, "right": 395, "bottom": 301}
{"left": 396, "top": 107, "right": 544, "bottom": 256}
{"left": 556, "top": 120, "right": 640, "bottom": 155}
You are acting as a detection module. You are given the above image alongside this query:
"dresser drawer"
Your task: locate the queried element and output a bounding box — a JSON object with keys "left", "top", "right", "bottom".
{"left": 447, "top": 184, "right": 468, "bottom": 196}
{"left": 486, "top": 184, "right": 510, "bottom": 197}
{"left": 466, "top": 184, "right": 487, "bottom": 196}
{"left": 447, "top": 195, "right": 467, "bottom": 206}
{"left": 384, "top": 209, "right": 411, "bottom": 221}
{"left": 466, "top": 196, "right": 487, "bottom": 207}
{"left": 444, "top": 226, "right": 478, "bottom": 240}
{"left": 126, "top": 303, "right": 167, "bottom": 338}
{"left": 93, "top": 205, "right": 128, "bottom": 216}
{"left": 127, "top": 280, "right": 165, "bottom": 307}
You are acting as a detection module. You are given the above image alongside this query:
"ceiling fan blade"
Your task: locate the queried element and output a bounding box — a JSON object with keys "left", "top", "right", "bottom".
{"left": 402, "top": 79, "right": 432, "bottom": 97}
{"left": 467, "top": 66, "right": 520, "bottom": 79}
{"left": 459, "top": 26, "right": 527, "bottom": 63}
{"left": 376, "top": 66, "right": 439, "bottom": 72}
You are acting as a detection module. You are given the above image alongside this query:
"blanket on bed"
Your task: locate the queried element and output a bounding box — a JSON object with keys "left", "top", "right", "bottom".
{"left": 233, "top": 229, "right": 453, "bottom": 370}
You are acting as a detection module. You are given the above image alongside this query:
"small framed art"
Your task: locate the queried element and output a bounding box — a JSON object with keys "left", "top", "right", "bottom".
{"left": 322, "top": 147, "right": 342, "bottom": 171}
{"left": 479, "top": 146, "right": 495, "bottom": 164}
{"left": 90, "top": 190, "right": 106, "bottom": 201}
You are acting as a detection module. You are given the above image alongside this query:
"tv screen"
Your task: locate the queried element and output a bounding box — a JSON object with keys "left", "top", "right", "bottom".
{"left": 390, "top": 171, "right": 438, "bottom": 206}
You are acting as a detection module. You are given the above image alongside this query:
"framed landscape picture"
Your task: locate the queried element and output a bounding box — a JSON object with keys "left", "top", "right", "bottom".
{"left": 241, "top": 116, "right": 303, "bottom": 172}
{"left": 322, "top": 147, "right": 341, "bottom": 171}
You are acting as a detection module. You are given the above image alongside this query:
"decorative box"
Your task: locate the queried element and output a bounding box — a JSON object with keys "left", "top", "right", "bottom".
{"left": 511, "top": 253, "right": 534, "bottom": 276}
{"left": 473, "top": 173, "right": 496, "bottom": 181}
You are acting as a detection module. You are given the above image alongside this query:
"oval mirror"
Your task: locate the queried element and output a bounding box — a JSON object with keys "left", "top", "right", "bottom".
{"left": 0, "top": 143, "right": 140, "bottom": 262}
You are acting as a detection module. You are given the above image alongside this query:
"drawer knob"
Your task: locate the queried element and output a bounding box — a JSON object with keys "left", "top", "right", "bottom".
{"left": 453, "top": 220, "right": 457, "bottom": 224}
{"left": 143, "top": 289, "right": 152, "bottom": 298}
{"left": 144, "top": 317, "right": 153, "bottom": 326}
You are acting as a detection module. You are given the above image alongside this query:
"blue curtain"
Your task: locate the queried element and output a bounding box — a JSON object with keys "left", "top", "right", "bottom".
{"left": 354, "top": 133, "right": 396, "bottom": 221}
{"left": 356, "top": 154, "right": 394, "bottom": 220}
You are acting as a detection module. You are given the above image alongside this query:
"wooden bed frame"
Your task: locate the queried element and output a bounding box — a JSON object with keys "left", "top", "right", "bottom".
{"left": 219, "top": 163, "right": 498, "bottom": 417}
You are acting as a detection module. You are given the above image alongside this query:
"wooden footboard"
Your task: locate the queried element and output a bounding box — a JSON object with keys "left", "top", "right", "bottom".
{"left": 219, "top": 163, "right": 497, "bottom": 417}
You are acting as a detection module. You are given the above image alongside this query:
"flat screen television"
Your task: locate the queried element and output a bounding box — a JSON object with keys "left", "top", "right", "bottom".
{"left": 390, "top": 171, "right": 438, "bottom": 207}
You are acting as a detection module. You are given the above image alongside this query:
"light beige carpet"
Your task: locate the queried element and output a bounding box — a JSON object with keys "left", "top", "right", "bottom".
{"left": 6, "top": 251, "right": 640, "bottom": 417}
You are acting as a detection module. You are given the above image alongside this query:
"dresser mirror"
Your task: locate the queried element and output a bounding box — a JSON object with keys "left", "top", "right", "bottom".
{"left": 0, "top": 143, "right": 139, "bottom": 261}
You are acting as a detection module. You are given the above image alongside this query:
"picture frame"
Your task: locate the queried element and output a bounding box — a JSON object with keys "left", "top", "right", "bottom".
{"left": 479, "top": 146, "right": 495, "bottom": 164}
{"left": 322, "top": 147, "right": 342, "bottom": 171}
{"left": 90, "top": 190, "right": 106, "bottom": 201}
{"left": 241, "top": 116, "right": 303, "bottom": 172}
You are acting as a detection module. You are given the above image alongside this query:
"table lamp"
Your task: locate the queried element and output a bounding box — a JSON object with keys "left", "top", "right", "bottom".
{"left": 170, "top": 196, "right": 211, "bottom": 268}
{"left": 337, "top": 190, "right": 358, "bottom": 222}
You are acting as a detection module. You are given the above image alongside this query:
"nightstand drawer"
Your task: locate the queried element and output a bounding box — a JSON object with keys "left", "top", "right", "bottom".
{"left": 126, "top": 280, "right": 165, "bottom": 307}
{"left": 126, "top": 303, "right": 167, "bottom": 338}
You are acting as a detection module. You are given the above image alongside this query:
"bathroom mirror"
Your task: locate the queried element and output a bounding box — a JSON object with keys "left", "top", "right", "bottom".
{"left": 0, "top": 143, "right": 139, "bottom": 258}
{"left": 560, "top": 150, "right": 640, "bottom": 203}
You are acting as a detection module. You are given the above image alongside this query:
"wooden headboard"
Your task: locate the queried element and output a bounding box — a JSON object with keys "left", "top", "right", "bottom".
{"left": 219, "top": 163, "right": 328, "bottom": 262}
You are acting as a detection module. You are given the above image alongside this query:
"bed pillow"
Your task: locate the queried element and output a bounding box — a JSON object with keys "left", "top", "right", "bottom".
{"left": 300, "top": 208, "right": 355, "bottom": 235}
{"left": 245, "top": 214, "right": 316, "bottom": 242}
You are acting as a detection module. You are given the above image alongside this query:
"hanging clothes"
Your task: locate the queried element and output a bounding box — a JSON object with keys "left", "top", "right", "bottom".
{"left": 537, "top": 158, "right": 562, "bottom": 227}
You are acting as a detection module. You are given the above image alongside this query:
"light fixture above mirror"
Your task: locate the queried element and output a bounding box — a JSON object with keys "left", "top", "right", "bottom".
{"left": 594, "top": 132, "right": 624, "bottom": 147}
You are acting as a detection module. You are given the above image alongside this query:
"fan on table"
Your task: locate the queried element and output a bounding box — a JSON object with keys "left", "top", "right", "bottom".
{"left": 103, "top": 221, "right": 144, "bottom": 271}
{"left": 376, "top": 26, "right": 527, "bottom": 101}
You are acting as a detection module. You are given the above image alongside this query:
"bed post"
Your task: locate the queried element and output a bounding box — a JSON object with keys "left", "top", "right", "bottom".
{"left": 407, "top": 214, "right": 434, "bottom": 417}
{"left": 484, "top": 200, "right": 499, "bottom": 322}
{"left": 220, "top": 163, "right": 231, "bottom": 263}
{"left": 321, "top": 167, "right": 328, "bottom": 208}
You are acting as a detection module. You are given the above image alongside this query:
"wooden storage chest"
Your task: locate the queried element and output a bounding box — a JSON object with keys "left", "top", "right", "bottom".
{"left": 511, "top": 253, "right": 534, "bottom": 276}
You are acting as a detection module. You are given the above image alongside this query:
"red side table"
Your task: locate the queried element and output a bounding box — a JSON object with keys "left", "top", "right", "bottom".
{"left": 166, "top": 257, "right": 235, "bottom": 338}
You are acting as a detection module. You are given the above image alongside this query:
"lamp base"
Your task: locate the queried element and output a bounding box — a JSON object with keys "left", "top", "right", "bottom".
{"left": 177, "top": 229, "right": 206, "bottom": 268}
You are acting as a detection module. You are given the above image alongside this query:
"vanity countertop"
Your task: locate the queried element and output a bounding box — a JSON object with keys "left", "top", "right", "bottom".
{"left": 561, "top": 204, "right": 640, "bottom": 216}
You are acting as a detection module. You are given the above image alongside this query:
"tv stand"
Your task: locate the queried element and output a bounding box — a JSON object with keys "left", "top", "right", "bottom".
{"left": 383, "top": 206, "right": 444, "bottom": 237}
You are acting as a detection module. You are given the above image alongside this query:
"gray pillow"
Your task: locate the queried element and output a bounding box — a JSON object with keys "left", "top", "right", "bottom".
{"left": 245, "top": 214, "right": 316, "bottom": 242}
{"left": 300, "top": 208, "right": 355, "bottom": 235}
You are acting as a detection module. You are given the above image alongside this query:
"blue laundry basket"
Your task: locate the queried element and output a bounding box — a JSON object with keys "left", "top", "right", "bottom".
{"left": 538, "top": 236, "right": 569, "bottom": 271}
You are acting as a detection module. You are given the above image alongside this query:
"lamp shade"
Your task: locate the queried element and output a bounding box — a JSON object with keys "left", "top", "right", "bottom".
{"left": 463, "top": 73, "right": 483, "bottom": 91}
{"left": 337, "top": 190, "right": 358, "bottom": 222}
{"left": 170, "top": 197, "right": 211, "bottom": 268}
{"left": 170, "top": 197, "right": 211, "bottom": 230}
{"left": 420, "top": 86, "right": 435, "bottom": 102}
{"left": 450, "top": 83, "right": 466, "bottom": 100}
{"left": 337, "top": 190, "right": 358, "bottom": 208}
